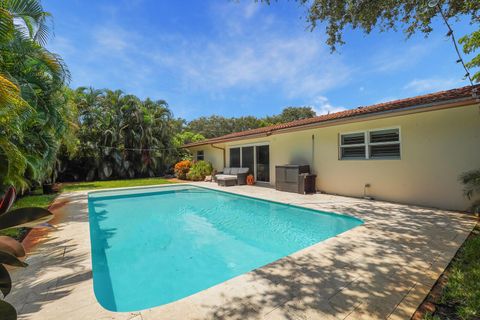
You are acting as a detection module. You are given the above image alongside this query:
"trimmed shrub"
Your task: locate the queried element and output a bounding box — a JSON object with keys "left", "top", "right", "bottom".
{"left": 187, "top": 161, "right": 213, "bottom": 181}
{"left": 174, "top": 160, "right": 192, "bottom": 180}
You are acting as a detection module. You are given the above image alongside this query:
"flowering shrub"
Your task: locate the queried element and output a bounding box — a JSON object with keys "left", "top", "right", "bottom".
{"left": 174, "top": 160, "right": 192, "bottom": 180}
{"left": 187, "top": 161, "right": 213, "bottom": 181}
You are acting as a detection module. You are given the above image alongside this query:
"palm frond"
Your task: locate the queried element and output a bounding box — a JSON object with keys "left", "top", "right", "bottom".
{"left": 0, "top": 73, "right": 23, "bottom": 106}
{"left": 3, "top": 0, "right": 52, "bottom": 45}
{"left": 0, "top": 137, "right": 28, "bottom": 190}
{"left": 0, "top": 8, "right": 14, "bottom": 43}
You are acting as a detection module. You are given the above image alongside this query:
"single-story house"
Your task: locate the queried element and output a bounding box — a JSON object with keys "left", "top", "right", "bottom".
{"left": 183, "top": 85, "right": 480, "bottom": 211}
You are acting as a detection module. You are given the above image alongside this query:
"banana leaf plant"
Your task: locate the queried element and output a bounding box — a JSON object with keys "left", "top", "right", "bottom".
{"left": 0, "top": 186, "right": 54, "bottom": 320}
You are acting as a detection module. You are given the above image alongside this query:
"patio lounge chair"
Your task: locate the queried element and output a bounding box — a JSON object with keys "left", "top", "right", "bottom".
{"left": 215, "top": 168, "right": 249, "bottom": 186}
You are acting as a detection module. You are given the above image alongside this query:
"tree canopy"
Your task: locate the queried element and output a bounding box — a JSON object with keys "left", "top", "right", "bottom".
{"left": 185, "top": 106, "right": 316, "bottom": 139}
{"left": 57, "top": 88, "right": 179, "bottom": 181}
{"left": 265, "top": 106, "right": 316, "bottom": 124}
{"left": 0, "top": 0, "right": 75, "bottom": 191}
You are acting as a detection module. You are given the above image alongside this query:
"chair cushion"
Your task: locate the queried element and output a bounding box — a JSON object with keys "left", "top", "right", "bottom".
{"left": 238, "top": 168, "right": 249, "bottom": 174}
{"left": 216, "top": 174, "right": 237, "bottom": 180}
{"left": 223, "top": 168, "right": 231, "bottom": 175}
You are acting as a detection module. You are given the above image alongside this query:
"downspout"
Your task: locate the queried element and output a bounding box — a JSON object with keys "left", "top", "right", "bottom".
{"left": 311, "top": 134, "right": 315, "bottom": 174}
{"left": 210, "top": 143, "right": 226, "bottom": 168}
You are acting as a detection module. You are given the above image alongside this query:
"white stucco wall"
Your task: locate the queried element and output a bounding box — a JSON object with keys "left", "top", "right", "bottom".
{"left": 187, "top": 104, "right": 480, "bottom": 211}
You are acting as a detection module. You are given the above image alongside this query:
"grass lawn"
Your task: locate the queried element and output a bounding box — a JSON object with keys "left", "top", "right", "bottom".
{"left": 424, "top": 222, "right": 480, "bottom": 320}
{"left": 1, "top": 177, "right": 175, "bottom": 239}
{"left": 59, "top": 177, "right": 174, "bottom": 192}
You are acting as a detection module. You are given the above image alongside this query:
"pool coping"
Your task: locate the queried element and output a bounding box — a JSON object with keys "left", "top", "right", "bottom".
{"left": 7, "top": 182, "right": 478, "bottom": 320}
{"left": 87, "top": 183, "right": 365, "bottom": 312}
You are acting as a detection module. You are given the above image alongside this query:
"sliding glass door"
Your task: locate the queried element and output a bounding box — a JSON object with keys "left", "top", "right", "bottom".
{"left": 228, "top": 144, "right": 270, "bottom": 182}
{"left": 230, "top": 148, "right": 240, "bottom": 167}
{"left": 241, "top": 146, "right": 254, "bottom": 175}
{"left": 256, "top": 145, "right": 269, "bottom": 182}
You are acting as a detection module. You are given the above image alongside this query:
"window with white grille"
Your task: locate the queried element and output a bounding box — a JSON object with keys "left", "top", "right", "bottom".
{"left": 339, "top": 128, "right": 400, "bottom": 160}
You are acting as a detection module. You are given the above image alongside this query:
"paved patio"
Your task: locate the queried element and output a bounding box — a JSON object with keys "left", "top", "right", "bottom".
{"left": 6, "top": 183, "right": 477, "bottom": 320}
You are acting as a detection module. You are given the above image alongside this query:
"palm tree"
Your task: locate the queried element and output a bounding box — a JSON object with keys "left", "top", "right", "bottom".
{"left": 0, "top": 0, "right": 51, "bottom": 44}
{"left": 0, "top": 0, "right": 73, "bottom": 190}
{"left": 62, "top": 88, "right": 177, "bottom": 181}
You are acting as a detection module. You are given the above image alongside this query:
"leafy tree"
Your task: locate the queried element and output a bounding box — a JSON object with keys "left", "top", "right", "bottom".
{"left": 262, "top": 0, "right": 480, "bottom": 81}
{"left": 186, "top": 115, "right": 239, "bottom": 138}
{"left": 59, "top": 88, "right": 178, "bottom": 181}
{"left": 173, "top": 131, "right": 205, "bottom": 148}
{"left": 0, "top": 0, "right": 74, "bottom": 191}
{"left": 172, "top": 131, "right": 205, "bottom": 160}
{"left": 459, "top": 30, "right": 480, "bottom": 82}
{"left": 186, "top": 107, "right": 315, "bottom": 139}
{"left": 265, "top": 106, "right": 316, "bottom": 124}
{"left": 0, "top": 0, "right": 51, "bottom": 45}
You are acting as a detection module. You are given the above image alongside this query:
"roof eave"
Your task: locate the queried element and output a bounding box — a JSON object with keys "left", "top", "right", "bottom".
{"left": 182, "top": 96, "right": 478, "bottom": 148}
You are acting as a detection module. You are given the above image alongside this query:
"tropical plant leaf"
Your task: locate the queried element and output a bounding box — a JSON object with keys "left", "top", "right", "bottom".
{"left": 0, "top": 186, "right": 16, "bottom": 216}
{"left": 102, "top": 163, "right": 112, "bottom": 178}
{"left": 0, "top": 299, "right": 16, "bottom": 320}
{"left": 0, "top": 207, "right": 53, "bottom": 230}
{"left": 0, "top": 236, "right": 25, "bottom": 258}
{"left": 0, "top": 250, "right": 27, "bottom": 267}
{"left": 0, "top": 137, "right": 29, "bottom": 191}
{"left": 0, "top": 264, "right": 12, "bottom": 297}
{"left": 0, "top": 8, "right": 14, "bottom": 43}
{"left": 4, "top": 0, "right": 52, "bottom": 45}
{"left": 0, "top": 74, "right": 24, "bottom": 107}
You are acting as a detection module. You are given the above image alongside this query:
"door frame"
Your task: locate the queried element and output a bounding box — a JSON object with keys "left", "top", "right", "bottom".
{"left": 228, "top": 142, "right": 270, "bottom": 182}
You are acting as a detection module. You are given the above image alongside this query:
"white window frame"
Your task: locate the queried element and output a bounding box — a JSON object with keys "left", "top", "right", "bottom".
{"left": 339, "top": 127, "right": 401, "bottom": 160}
{"left": 339, "top": 131, "right": 367, "bottom": 160}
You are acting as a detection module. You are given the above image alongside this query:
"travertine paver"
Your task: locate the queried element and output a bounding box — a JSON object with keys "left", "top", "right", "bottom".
{"left": 6, "top": 182, "right": 477, "bottom": 320}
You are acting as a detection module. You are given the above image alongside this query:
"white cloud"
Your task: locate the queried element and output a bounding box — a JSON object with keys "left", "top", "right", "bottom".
{"left": 244, "top": 2, "right": 261, "bottom": 19}
{"left": 311, "top": 96, "right": 346, "bottom": 115}
{"left": 210, "top": 1, "right": 274, "bottom": 37}
{"left": 94, "top": 26, "right": 131, "bottom": 52}
{"left": 78, "top": 2, "right": 353, "bottom": 106}
{"left": 374, "top": 96, "right": 398, "bottom": 104}
{"left": 48, "top": 36, "right": 75, "bottom": 56}
{"left": 150, "top": 34, "right": 351, "bottom": 99}
{"left": 373, "top": 43, "right": 434, "bottom": 73}
{"left": 403, "top": 77, "right": 461, "bottom": 94}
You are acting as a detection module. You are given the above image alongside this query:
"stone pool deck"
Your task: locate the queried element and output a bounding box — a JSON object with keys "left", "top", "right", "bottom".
{"left": 7, "top": 183, "right": 477, "bottom": 320}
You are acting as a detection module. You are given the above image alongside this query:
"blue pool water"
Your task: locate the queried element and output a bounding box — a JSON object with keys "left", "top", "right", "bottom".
{"left": 88, "top": 185, "right": 362, "bottom": 312}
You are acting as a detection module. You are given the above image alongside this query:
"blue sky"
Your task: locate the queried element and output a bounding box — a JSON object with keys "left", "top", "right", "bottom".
{"left": 44, "top": 0, "right": 476, "bottom": 120}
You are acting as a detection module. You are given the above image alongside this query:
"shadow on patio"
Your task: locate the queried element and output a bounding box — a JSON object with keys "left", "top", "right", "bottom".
{"left": 6, "top": 193, "right": 96, "bottom": 318}
{"left": 195, "top": 199, "right": 474, "bottom": 320}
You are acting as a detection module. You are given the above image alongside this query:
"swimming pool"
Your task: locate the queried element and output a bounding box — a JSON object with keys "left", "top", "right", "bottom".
{"left": 88, "top": 185, "right": 362, "bottom": 312}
